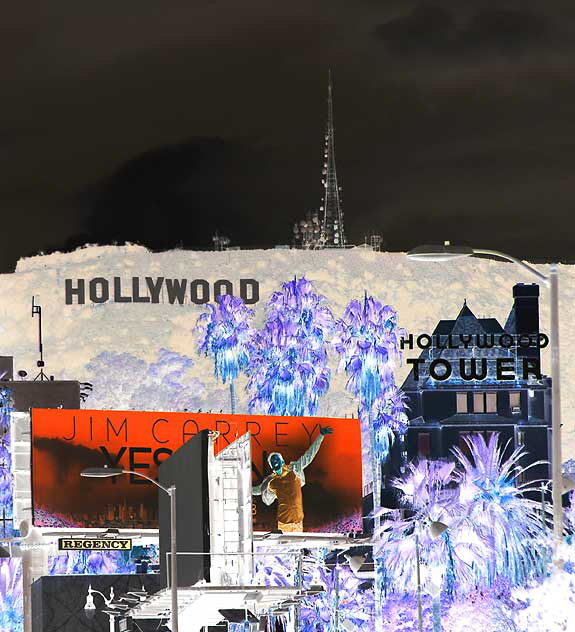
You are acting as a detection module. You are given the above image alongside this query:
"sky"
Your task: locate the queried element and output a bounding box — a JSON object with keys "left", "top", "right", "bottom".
{"left": 2, "top": 0, "right": 575, "bottom": 271}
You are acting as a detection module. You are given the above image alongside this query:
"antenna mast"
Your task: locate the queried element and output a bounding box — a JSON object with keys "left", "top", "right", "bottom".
{"left": 32, "top": 297, "right": 48, "bottom": 381}
{"left": 320, "top": 70, "right": 346, "bottom": 247}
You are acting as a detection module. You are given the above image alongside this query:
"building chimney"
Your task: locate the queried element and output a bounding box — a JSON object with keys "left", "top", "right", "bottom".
{"left": 512, "top": 283, "right": 540, "bottom": 364}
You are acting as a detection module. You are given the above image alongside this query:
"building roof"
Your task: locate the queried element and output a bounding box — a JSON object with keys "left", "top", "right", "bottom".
{"left": 504, "top": 306, "right": 516, "bottom": 333}
{"left": 439, "top": 413, "right": 514, "bottom": 424}
{"left": 432, "top": 302, "right": 506, "bottom": 337}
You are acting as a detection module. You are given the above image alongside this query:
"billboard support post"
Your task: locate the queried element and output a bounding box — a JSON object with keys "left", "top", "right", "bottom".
{"left": 169, "top": 484, "right": 178, "bottom": 632}
{"left": 370, "top": 415, "right": 381, "bottom": 532}
{"left": 549, "top": 264, "right": 563, "bottom": 544}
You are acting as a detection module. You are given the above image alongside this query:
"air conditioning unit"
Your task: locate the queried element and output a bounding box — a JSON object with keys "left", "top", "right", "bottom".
{"left": 511, "top": 406, "right": 521, "bottom": 415}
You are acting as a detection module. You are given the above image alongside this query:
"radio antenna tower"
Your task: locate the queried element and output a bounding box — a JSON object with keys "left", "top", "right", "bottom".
{"left": 32, "top": 297, "right": 48, "bottom": 381}
{"left": 320, "top": 70, "right": 346, "bottom": 247}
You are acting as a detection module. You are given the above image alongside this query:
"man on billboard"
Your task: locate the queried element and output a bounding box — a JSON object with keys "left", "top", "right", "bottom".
{"left": 253, "top": 426, "right": 333, "bottom": 532}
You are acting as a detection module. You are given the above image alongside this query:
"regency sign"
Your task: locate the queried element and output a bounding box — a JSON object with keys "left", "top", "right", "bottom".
{"left": 58, "top": 538, "right": 132, "bottom": 551}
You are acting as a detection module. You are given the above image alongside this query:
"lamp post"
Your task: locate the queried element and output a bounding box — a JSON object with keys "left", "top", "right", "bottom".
{"left": 81, "top": 467, "right": 179, "bottom": 632}
{"left": 414, "top": 530, "right": 423, "bottom": 632}
{"left": 414, "top": 519, "right": 448, "bottom": 632}
{"left": 407, "top": 243, "right": 563, "bottom": 543}
{"left": 83, "top": 584, "right": 117, "bottom": 632}
{"left": 426, "top": 564, "right": 444, "bottom": 632}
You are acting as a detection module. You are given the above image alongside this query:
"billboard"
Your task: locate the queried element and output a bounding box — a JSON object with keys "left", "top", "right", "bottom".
{"left": 31, "top": 408, "right": 362, "bottom": 532}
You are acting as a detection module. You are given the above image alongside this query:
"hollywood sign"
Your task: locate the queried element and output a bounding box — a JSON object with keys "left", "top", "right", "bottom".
{"left": 64, "top": 277, "right": 260, "bottom": 305}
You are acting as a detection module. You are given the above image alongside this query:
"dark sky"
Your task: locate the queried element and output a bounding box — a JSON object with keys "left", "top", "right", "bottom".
{"left": 3, "top": 0, "right": 575, "bottom": 271}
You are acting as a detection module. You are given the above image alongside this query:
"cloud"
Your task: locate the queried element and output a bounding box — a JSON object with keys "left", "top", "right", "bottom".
{"left": 374, "top": 4, "right": 455, "bottom": 54}
{"left": 374, "top": 4, "right": 551, "bottom": 56}
{"left": 465, "top": 9, "right": 549, "bottom": 50}
{"left": 87, "top": 137, "right": 296, "bottom": 251}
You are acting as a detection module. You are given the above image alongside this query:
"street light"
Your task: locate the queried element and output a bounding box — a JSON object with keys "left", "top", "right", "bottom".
{"left": 83, "top": 584, "right": 117, "bottom": 632}
{"left": 414, "top": 519, "right": 448, "bottom": 632}
{"left": 81, "top": 467, "right": 179, "bottom": 632}
{"left": 540, "top": 477, "right": 575, "bottom": 528}
{"left": 407, "top": 243, "right": 563, "bottom": 542}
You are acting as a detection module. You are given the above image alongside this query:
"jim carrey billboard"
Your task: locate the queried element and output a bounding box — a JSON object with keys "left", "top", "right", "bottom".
{"left": 31, "top": 409, "right": 362, "bottom": 533}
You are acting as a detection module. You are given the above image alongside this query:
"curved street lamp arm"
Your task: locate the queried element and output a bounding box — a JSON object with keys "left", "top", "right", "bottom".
{"left": 88, "top": 586, "right": 114, "bottom": 606}
{"left": 120, "top": 470, "right": 172, "bottom": 495}
{"left": 471, "top": 249, "right": 550, "bottom": 285}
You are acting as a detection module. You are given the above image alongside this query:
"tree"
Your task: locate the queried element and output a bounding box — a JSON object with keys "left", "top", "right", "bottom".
{"left": 377, "top": 433, "right": 547, "bottom": 602}
{"left": 332, "top": 295, "right": 407, "bottom": 514}
{"left": 48, "top": 550, "right": 135, "bottom": 576}
{"left": 332, "top": 295, "right": 407, "bottom": 632}
{"left": 85, "top": 352, "right": 148, "bottom": 409}
{"left": 247, "top": 277, "right": 334, "bottom": 416}
{"left": 376, "top": 459, "right": 489, "bottom": 599}
{"left": 453, "top": 432, "right": 546, "bottom": 586}
{"left": 130, "top": 349, "right": 205, "bottom": 412}
{"left": 298, "top": 554, "right": 374, "bottom": 632}
{"left": 196, "top": 294, "right": 254, "bottom": 414}
{"left": 85, "top": 349, "right": 205, "bottom": 412}
{"left": 0, "top": 388, "right": 13, "bottom": 532}
{"left": 0, "top": 559, "right": 23, "bottom": 632}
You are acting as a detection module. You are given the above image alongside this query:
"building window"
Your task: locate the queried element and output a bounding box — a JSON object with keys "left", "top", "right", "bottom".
{"left": 486, "top": 393, "right": 497, "bottom": 413}
{"left": 418, "top": 433, "right": 431, "bottom": 457}
{"left": 473, "top": 392, "right": 497, "bottom": 413}
{"left": 456, "top": 393, "right": 468, "bottom": 413}
{"left": 473, "top": 393, "right": 484, "bottom": 413}
{"left": 510, "top": 392, "right": 521, "bottom": 414}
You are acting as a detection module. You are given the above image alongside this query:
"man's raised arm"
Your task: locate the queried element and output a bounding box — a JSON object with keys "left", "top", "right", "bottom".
{"left": 294, "top": 426, "right": 333, "bottom": 470}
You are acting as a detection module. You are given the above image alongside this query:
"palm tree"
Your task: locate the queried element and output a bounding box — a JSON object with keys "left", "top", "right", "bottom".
{"left": 452, "top": 432, "right": 548, "bottom": 586}
{"left": 375, "top": 459, "right": 489, "bottom": 598}
{"left": 246, "top": 277, "right": 333, "bottom": 416}
{"left": 197, "top": 294, "right": 254, "bottom": 414}
{"left": 332, "top": 296, "right": 407, "bottom": 514}
{"left": 0, "top": 388, "right": 13, "bottom": 533}
{"left": 379, "top": 433, "right": 548, "bottom": 600}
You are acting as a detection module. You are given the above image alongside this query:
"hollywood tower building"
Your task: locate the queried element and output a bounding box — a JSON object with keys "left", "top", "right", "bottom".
{"left": 396, "top": 283, "right": 552, "bottom": 492}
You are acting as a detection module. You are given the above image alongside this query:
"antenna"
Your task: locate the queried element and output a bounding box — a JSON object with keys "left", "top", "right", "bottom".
{"left": 212, "top": 231, "right": 230, "bottom": 251}
{"left": 320, "top": 70, "right": 346, "bottom": 247}
{"left": 32, "top": 297, "right": 48, "bottom": 381}
{"left": 291, "top": 71, "right": 346, "bottom": 249}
